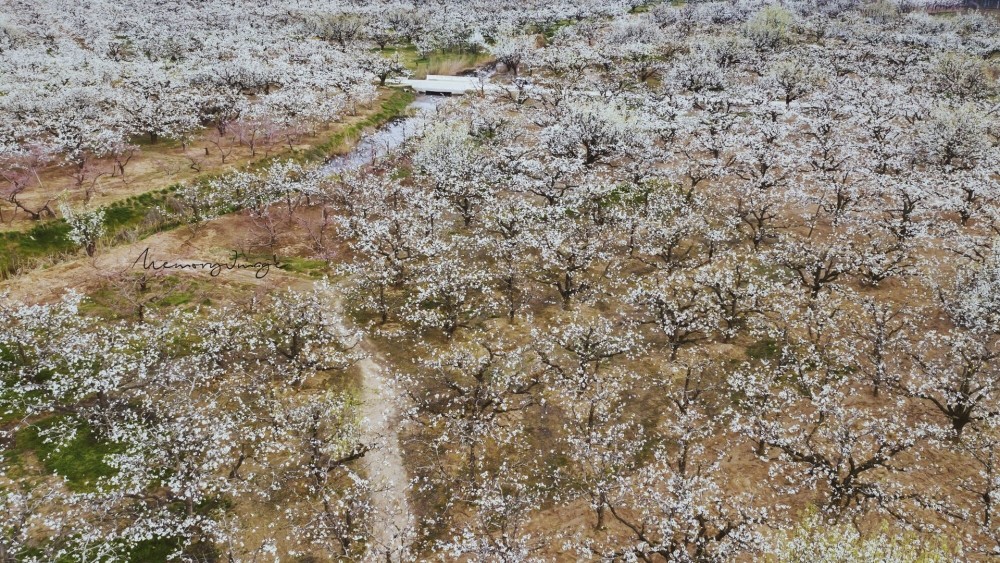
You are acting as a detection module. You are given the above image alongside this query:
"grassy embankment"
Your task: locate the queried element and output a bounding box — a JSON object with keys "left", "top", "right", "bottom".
{"left": 0, "top": 88, "right": 415, "bottom": 279}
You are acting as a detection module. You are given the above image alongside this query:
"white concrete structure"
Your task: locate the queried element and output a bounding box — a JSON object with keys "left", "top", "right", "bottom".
{"left": 394, "top": 74, "right": 495, "bottom": 95}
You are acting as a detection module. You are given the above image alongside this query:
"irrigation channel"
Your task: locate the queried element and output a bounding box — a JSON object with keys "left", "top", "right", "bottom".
{"left": 320, "top": 95, "right": 448, "bottom": 175}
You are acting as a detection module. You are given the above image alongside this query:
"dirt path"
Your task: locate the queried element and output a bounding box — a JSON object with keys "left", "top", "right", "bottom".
{"left": 349, "top": 333, "right": 416, "bottom": 561}
{"left": 322, "top": 284, "right": 413, "bottom": 560}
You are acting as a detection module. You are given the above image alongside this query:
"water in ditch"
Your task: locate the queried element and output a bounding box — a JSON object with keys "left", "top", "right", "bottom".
{"left": 318, "top": 95, "right": 448, "bottom": 175}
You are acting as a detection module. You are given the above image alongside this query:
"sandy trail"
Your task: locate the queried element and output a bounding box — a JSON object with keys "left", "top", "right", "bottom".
{"left": 323, "top": 286, "right": 413, "bottom": 560}
{"left": 349, "top": 329, "right": 416, "bottom": 561}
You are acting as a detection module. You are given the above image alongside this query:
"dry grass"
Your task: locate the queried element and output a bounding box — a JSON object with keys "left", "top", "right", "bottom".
{"left": 379, "top": 45, "right": 495, "bottom": 80}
